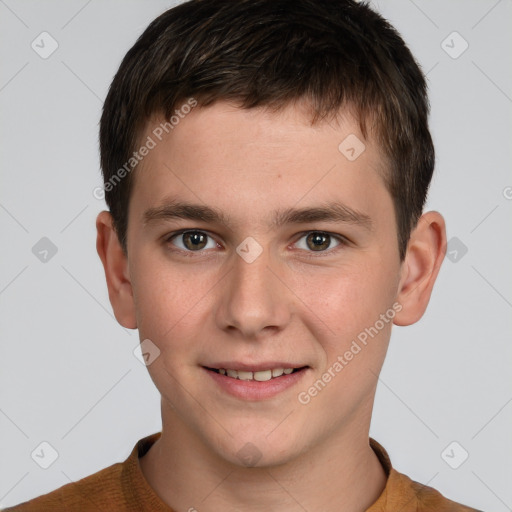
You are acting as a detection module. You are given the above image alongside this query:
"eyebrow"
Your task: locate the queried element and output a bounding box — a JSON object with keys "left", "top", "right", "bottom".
{"left": 142, "top": 197, "right": 373, "bottom": 231}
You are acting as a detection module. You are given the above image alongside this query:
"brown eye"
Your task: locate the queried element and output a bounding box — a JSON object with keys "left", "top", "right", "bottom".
{"left": 169, "top": 231, "right": 215, "bottom": 252}
{"left": 295, "top": 231, "right": 343, "bottom": 253}
{"left": 306, "top": 232, "right": 331, "bottom": 251}
{"left": 183, "top": 232, "right": 207, "bottom": 250}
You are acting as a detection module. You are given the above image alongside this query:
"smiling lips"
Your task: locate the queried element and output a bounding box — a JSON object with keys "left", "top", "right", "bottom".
{"left": 210, "top": 367, "right": 298, "bottom": 381}
{"left": 204, "top": 364, "right": 309, "bottom": 400}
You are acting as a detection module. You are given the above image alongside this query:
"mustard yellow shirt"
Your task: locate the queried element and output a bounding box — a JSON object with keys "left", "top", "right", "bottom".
{"left": 2, "top": 433, "right": 482, "bottom": 511}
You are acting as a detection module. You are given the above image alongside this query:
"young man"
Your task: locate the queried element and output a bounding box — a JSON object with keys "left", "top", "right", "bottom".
{"left": 4, "top": 0, "right": 482, "bottom": 510}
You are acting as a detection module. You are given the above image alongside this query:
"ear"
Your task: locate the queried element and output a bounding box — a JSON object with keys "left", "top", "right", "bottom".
{"left": 393, "top": 211, "right": 447, "bottom": 326}
{"left": 96, "top": 211, "right": 137, "bottom": 329}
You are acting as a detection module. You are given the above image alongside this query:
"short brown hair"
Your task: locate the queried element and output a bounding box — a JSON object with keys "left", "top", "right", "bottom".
{"left": 99, "top": 0, "right": 434, "bottom": 260}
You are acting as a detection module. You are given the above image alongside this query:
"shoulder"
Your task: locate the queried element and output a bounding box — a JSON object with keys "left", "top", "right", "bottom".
{"left": 368, "top": 439, "right": 483, "bottom": 512}
{"left": 389, "top": 468, "right": 484, "bottom": 512}
{"left": 2, "top": 461, "right": 126, "bottom": 512}
{"left": 2, "top": 433, "right": 163, "bottom": 512}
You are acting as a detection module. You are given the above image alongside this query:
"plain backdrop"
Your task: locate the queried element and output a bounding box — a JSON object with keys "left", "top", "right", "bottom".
{"left": 1, "top": 0, "right": 511, "bottom": 510}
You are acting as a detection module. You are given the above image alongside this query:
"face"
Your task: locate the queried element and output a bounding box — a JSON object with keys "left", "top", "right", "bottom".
{"left": 124, "top": 101, "right": 404, "bottom": 466}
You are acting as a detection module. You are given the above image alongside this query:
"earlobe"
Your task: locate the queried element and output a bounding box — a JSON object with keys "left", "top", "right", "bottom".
{"left": 393, "top": 211, "right": 447, "bottom": 326}
{"left": 96, "top": 211, "right": 137, "bottom": 329}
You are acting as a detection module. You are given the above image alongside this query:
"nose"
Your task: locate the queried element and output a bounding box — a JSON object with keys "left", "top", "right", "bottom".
{"left": 215, "top": 244, "right": 292, "bottom": 340}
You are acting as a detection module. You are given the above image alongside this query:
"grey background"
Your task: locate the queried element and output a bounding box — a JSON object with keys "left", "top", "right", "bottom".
{"left": 0, "top": 0, "right": 511, "bottom": 510}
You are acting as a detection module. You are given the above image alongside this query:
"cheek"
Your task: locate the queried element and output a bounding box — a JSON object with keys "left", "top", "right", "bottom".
{"left": 130, "top": 253, "right": 227, "bottom": 370}
{"left": 299, "top": 259, "right": 398, "bottom": 351}
{"left": 130, "top": 251, "right": 201, "bottom": 340}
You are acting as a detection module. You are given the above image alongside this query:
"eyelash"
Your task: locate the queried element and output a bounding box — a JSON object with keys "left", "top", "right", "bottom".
{"left": 163, "top": 229, "right": 349, "bottom": 258}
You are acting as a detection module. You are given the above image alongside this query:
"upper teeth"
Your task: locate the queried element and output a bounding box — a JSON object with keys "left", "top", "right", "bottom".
{"left": 218, "top": 368, "right": 294, "bottom": 381}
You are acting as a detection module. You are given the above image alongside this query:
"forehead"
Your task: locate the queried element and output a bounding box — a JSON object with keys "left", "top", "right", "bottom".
{"left": 142, "top": 100, "right": 378, "bottom": 160}
{"left": 130, "top": 101, "right": 391, "bottom": 229}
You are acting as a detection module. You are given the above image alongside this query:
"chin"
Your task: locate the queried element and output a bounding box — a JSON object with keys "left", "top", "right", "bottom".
{"left": 210, "top": 428, "right": 307, "bottom": 469}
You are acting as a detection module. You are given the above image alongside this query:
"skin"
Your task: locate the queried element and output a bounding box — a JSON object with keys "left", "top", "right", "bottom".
{"left": 96, "top": 100, "right": 446, "bottom": 511}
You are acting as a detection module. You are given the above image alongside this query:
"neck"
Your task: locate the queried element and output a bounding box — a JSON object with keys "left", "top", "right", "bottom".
{"left": 140, "top": 402, "right": 387, "bottom": 512}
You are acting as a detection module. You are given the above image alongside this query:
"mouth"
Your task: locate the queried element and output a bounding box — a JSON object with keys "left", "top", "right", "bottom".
{"left": 202, "top": 364, "right": 309, "bottom": 400}
{"left": 205, "top": 366, "right": 307, "bottom": 381}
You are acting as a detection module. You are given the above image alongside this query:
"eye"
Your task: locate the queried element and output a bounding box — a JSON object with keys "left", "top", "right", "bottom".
{"left": 167, "top": 230, "right": 218, "bottom": 252}
{"left": 294, "top": 231, "right": 344, "bottom": 254}
{"left": 164, "top": 229, "right": 347, "bottom": 256}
